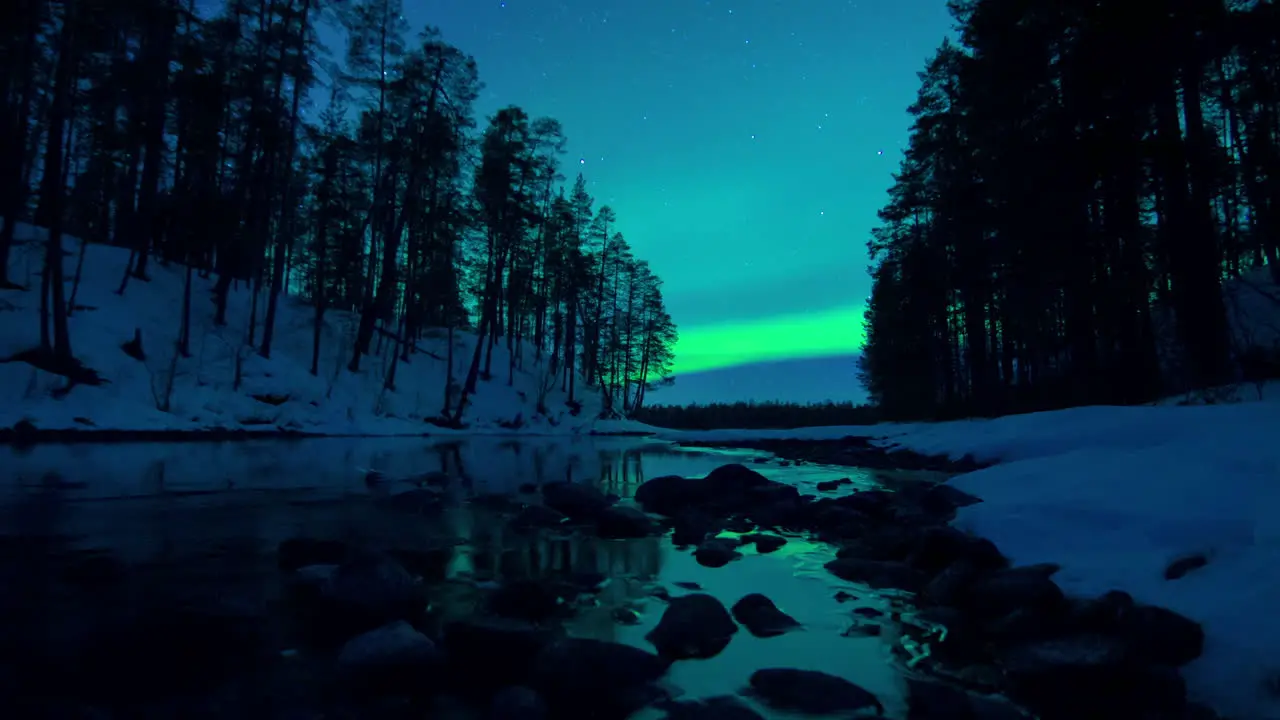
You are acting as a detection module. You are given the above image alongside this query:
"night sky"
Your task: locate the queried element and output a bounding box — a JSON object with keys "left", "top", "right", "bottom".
{"left": 327, "top": 0, "right": 955, "bottom": 404}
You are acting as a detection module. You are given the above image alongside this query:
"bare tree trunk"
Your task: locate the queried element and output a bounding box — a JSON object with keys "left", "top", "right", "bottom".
{"left": 42, "top": 0, "right": 78, "bottom": 362}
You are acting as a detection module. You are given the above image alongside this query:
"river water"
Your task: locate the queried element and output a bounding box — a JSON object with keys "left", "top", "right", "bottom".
{"left": 0, "top": 436, "right": 923, "bottom": 718}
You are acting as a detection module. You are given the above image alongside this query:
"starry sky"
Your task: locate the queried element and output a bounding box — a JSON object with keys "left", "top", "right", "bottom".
{"left": 333, "top": 0, "right": 956, "bottom": 404}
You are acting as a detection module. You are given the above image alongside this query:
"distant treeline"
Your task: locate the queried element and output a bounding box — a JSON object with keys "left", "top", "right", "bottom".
{"left": 633, "top": 401, "right": 880, "bottom": 430}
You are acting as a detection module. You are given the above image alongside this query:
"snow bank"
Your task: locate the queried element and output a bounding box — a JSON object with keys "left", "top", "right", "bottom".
{"left": 665, "top": 400, "right": 1280, "bottom": 719}
{"left": 0, "top": 226, "right": 615, "bottom": 436}
{"left": 938, "top": 403, "right": 1280, "bottom": 720}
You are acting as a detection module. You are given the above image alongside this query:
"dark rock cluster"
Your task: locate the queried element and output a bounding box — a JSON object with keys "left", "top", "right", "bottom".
{"left": 276, "top": 533, "right": 893, "bottom": 720}
{"left": 632, "top": 462, "right": 1219, "bottom": 720}
{"left": 3, "top": 459, "right": 1220, "bottom": 720}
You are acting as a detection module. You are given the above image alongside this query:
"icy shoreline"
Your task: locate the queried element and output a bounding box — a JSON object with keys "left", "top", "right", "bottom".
{"left": 657, "top": 400, "right": 1280, "bottom": 720}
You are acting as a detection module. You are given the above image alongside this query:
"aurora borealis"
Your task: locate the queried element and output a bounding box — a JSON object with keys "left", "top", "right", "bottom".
{"left": 400, "top": 0, "right": 955, "bottom": 401}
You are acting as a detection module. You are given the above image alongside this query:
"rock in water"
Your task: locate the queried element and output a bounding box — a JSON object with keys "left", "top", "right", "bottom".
{"left": 962, "top": 564, "right": 1064, "bottom": 617}
{"left": 531, "top": 637, "right": 670, "bottom": 720}
{"left": 284, "top": 551, "right": 425, "bottom": 647}
{"left": 743, "top": 533, "right": 787, "bottom": 553}
{"left": 694, "top": 538, "right": 742, "bottom": 568}
{"left": 595, "top": 506, "right": 656, "bottom": 539}
{"left": 635, "top": 475, "right": 711, "bottom": 516}
{"left": 509, "top": 505, "right": 568, "bottom": 532}
{"left": 731, "top": 594, "right": 801, "bottom": 638}
{"left": 746, "top": 668, "right": 884, "bottom": 716}
{"left": 337, "top": 620, "right": 443, "bottom": 696}
{"left": 487, "top": 579, "right": 564, "bottom": 623}
{"left": 540, "top": 482, "right": 613, "bottom": 521}
{"left": 327, "top": 552, "right": 425, "bottom": 625}
{"left": 337, "top": 620, "right": 440, "bottom": 670}
{"left": 824, "top": 557, "right": 927, "bottom": 592}
{"left": 997, "top": 634, "right": 1189, "bottom": 718}
{"left": 442, "top": 617, "right": 563, "bottom": 693}
{"left": 646, "top": 593, "right": 740, "bottom": 660}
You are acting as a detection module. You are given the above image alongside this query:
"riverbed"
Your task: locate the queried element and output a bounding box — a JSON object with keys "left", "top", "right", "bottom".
{"left": 0, "top": 436, "right": 936, "bottom": 719}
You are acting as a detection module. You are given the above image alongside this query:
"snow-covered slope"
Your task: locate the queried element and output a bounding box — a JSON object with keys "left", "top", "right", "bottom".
{"left": 0, "top": 225, "right": 636, "bottom": 436}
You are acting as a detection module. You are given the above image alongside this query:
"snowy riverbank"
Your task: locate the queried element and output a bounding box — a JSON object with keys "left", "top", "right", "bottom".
{"left": 0, "top": 227, "right": 656, "bottom": 438}
{"left": 660, "top": 398, "right": 1280, "bottom": 719}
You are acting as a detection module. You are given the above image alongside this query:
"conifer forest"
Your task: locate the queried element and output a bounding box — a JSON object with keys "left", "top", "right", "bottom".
{"left": 0, "top": 0, "right": 678, "bottom": 421}
{"left": 860, "top": 0, "right": 1280, "bottom": 420}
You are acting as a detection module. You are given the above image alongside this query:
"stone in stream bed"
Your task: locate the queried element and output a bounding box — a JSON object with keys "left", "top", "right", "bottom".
{"left": 508, "top": 504, "right": 568, "bottom": 531}
{"left": 960, "top": 563, "right": 1064, "bottom": 618}
{"left": 530, "top": 637, "right": 672, "bottom": 720}
{"left": 594, "top": 505, "right": 658, "bottom": 539}
{"left": 336, "top": 620, "right": 444, "bottom": 697}
{"left": 634, "top": 464, "right": 800, "bottom": 520}
{"left": 672, "top": 509, "right": 718, "bottom": 546}
{"left": 635, "top": 475, "right": 713, "bottom": 516}
{"left": 744, "top": 668, "right": 883, "bottom": 716}
{"left": 441, "top": 617, "right": 564, "bottom": 694}
{"left": 825, "top": 557, "right": 927, "bottom": 592}
{"left": 996, "top": 634, "right": 1193, "bottom": 719}
{"left": 841, "top": 622, "right": 882, "bottom": 638}
{"left": 285, "top": 550, "right": 427, "bottom": 646}
{"left": 540, "top": 481, "right": 614, "bottom": 522}
{"left": 486, "top": 579, "right": 567, "bottom": 623}
{"left": 646, "top": 593, "right": 739, "bottom": 660}
{"left": 740, "top": 533, "right": 787, "bottom": 553}
{"left": 694, "top": 538, "right": 742, "bottom": 568}
{"left": 730, "top": 593, "right": 801, "bottom": 638}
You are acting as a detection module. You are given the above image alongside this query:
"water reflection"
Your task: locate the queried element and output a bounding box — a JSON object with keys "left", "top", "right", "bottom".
{"left": 0, "top": 437, "right": 907, "bottom": 717}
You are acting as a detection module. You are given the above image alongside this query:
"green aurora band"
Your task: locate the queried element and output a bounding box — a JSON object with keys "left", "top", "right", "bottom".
{"left": 670, "top": 303, "right": 867, "bottom": 376}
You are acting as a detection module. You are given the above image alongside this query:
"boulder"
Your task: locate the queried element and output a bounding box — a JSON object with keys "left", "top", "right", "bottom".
{"left": 646, "top": 594, "right": 739, "bottom": 660}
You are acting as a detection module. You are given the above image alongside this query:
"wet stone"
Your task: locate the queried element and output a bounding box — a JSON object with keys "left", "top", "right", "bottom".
{"left": 731, "top": 593, "right": 802, "bottom": 638}
{"left": 962, "top": 564, "right": 1065, "bottom": 617}
{"left": 825, "top": 557, "right": 927, "bottom": 592}
{"left": 594, "top": 506, "right": 657, "bottom": 539}
{"left": 693, "top": 537, "right": 742, "bottom": 568}
{"left": 486, "top": 579, "right": 565, "bottom": 623}
{"left": 508, "top": 505, "right": 567, "bottom": 532}
{"left": 741, "top": 533, "right": 787, "bottom": 553}
{"left": 337, "top": 620, "right": 444, "bottom": 697}
{"left": 646, "top": 593, "right": 739, "bottom": 660}
{"left": 441, "top": 617, "right": 564, "bottom": 694}
{"left": 540, "top": 481, "right": 614, "bottom": 522}
{"left": 530, "top": 638, "right": 671, "bottom": 720}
